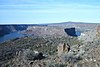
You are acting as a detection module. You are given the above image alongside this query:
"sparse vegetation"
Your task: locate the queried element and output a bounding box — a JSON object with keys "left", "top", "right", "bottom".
{"left": 0, "top": 35, "right": 84, "bottom": 67}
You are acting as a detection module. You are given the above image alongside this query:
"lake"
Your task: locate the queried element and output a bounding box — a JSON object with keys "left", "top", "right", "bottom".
{"left": 75, "top": 31, "right": 81, "bottom": 36}
{"left": 0, "top": 32, "right": 25, "bottom": 43}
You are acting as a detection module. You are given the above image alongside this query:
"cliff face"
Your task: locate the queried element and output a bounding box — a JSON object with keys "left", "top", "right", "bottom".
{"left": 25, "top": 26, "right": 67, "bottom": 37}
{"left": 0, "top": 26, "right": 13, "bottom": 36}
{"left": 64, "top": 28, "right": 81, "bottom": 36}
{"left": 0, "top": 22, "right": 99, "bottom": 37}
{"left": 0, "top": 25, "right": 28, "bottom": 36}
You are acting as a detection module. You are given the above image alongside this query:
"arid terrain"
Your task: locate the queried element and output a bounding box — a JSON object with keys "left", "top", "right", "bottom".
{"left": 0, "top": 22, "right": 100, "bottom": 67}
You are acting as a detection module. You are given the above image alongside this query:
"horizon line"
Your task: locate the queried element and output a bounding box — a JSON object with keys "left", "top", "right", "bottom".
{"left": 0, "top": 21, "right": 100, "bottom": 25}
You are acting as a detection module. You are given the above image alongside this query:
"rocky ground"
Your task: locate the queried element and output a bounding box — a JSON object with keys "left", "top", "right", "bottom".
{"left": 0, "top": 35, "right": 81, "bottom": 67}
{"left": 0, "top": 34, "right": 100, "bottom": 67}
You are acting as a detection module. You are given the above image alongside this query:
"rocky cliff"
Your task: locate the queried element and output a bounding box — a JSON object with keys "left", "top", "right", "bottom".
{"left": 0, "top": 25, "right": 28, "bottom": 36}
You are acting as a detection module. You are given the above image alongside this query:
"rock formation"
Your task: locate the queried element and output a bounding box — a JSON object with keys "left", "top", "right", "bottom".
{"left": 96, "top": 26, "right": 100, "bottom": 37}
{"left": 57, "top": 43, "right": 70, "bottom": 56}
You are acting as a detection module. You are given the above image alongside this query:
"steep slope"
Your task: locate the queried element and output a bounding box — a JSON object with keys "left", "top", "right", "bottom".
{"left": 0, "top": 25, "right": 28, "bottom": 36}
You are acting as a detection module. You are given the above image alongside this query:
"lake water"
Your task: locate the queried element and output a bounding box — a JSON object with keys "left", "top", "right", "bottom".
{"left": 75, "top": 31, "right": 81, "bottom": 36}
{"left": 0, "top": 31, "right": 81, "bottom": 43}
{"left": 0, "top": 32, "right": 25, "bottom": 43}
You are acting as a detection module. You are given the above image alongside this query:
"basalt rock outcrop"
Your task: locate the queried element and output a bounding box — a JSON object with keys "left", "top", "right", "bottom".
{"left": 64, "top": 27, "right": 81, "bottom": 36}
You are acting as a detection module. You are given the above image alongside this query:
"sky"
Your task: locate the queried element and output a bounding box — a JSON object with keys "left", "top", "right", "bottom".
{"left": 0, "top": 0, "right": 100, "bottom": 24}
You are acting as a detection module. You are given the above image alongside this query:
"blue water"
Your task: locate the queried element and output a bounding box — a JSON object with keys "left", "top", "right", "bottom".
{"left": 75, "top": 31, "right": 81, "bottom": 36}
{"left": 0, "top": 32, "right": 25, "bottom": 43}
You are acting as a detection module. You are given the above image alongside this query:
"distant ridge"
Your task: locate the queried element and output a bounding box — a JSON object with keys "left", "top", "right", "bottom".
{"left": 0, "top": 21, "right": 99, "bottom": 25}
{"left": 48, "top": 21, "right": 100, "bottom": 25}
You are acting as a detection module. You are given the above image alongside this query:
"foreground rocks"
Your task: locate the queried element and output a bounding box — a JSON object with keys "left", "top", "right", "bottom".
{"left": 0, "top": 35, "right": 100, "bottom": 67}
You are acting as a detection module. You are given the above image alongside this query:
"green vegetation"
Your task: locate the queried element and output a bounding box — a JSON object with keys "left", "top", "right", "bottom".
{"left": 0, "top": 35, "right": 83, "bottom": 67}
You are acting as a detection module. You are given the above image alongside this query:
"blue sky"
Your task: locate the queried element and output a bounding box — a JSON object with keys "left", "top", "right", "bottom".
{"left": 0, "top": 0, "right": 100, "bottom": 24}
